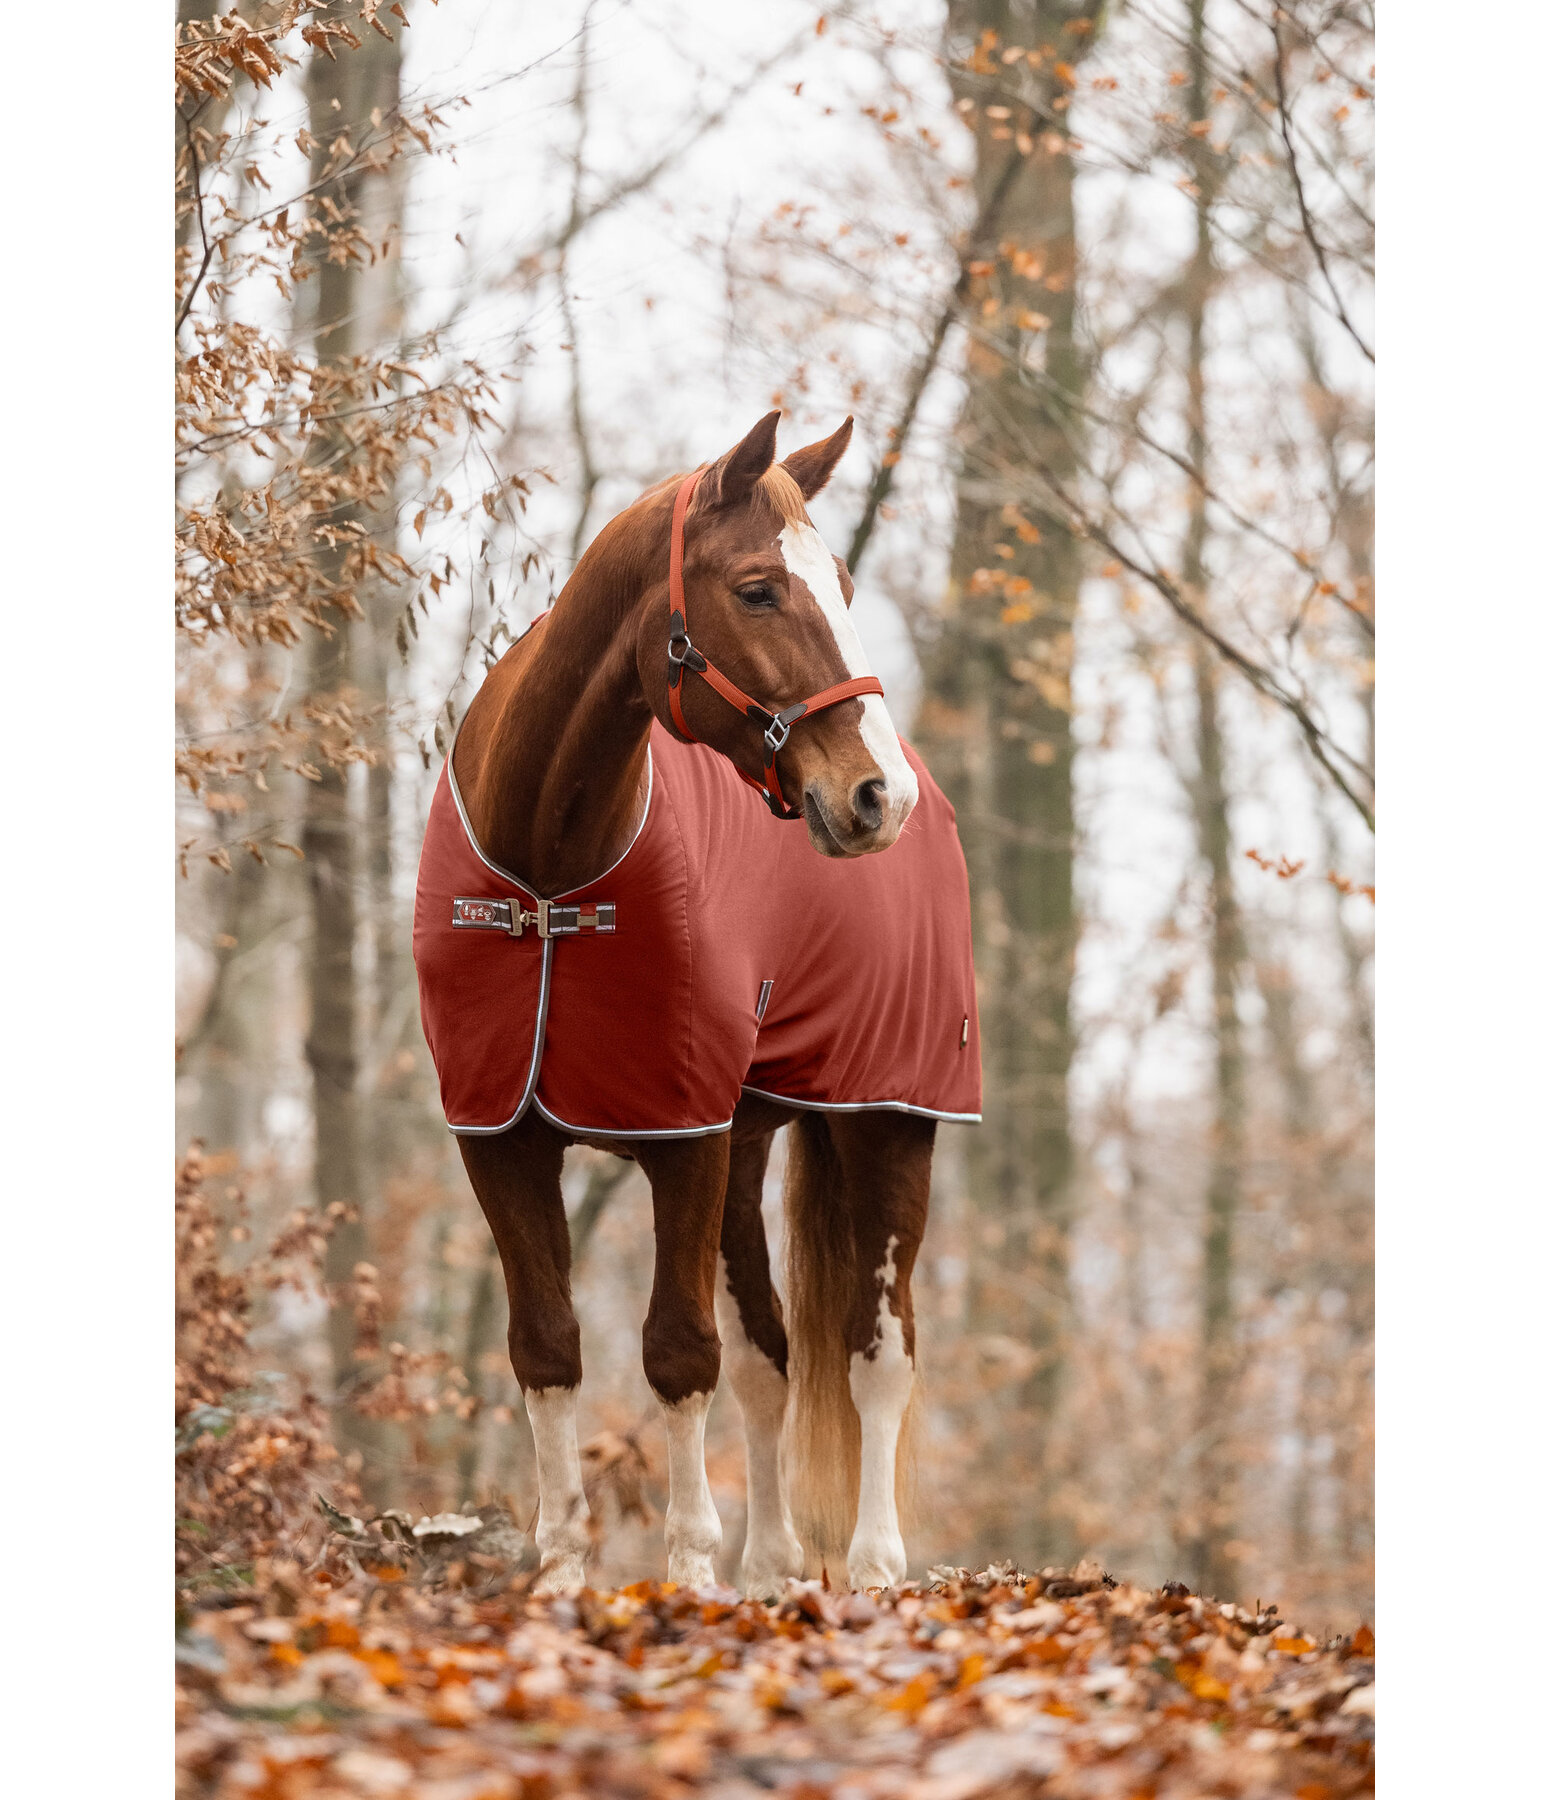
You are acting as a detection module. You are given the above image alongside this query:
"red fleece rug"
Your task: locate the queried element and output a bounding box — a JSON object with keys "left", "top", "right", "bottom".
{"left": 413, "top": 722, "right": 982, "bottom": 1137}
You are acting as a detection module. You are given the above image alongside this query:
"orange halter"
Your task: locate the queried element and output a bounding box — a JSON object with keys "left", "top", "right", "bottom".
{"left": 665, "top": 469, "right": 885, "bottom": 820}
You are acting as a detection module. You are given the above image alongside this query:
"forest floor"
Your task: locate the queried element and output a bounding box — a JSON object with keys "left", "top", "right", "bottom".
{"left": 175, "top": 1160, "right": 1373, "bottom": 1797}
{"left": 176, "top": 1538, "right": 1374, "bottom": 1799}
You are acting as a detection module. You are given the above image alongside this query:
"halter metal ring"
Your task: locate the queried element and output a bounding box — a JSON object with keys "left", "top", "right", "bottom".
{"left": 764, "top": 715, "right": 792, "bottom": 755}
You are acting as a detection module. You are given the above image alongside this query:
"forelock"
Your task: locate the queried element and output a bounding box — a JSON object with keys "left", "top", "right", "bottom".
{"left": 757, "top": 464, "right": 810, "bottom": 528}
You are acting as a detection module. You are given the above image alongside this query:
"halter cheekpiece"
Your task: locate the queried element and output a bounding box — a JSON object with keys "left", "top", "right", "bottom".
{"left": 665, "top": 468, "right": 885, "bottom": 819}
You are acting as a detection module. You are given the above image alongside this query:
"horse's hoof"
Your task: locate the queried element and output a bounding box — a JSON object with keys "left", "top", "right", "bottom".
{"left": 848, "top": 1573, "right": 896, "bottom": 1595}
{"left": 667, "top": 1552, "right": 719, "bottom": 1589}
{"left": 847, "top": 1532, "right": 906, "bottom": 1593}
{"left": 532, "top": 1556, "right": 588, "bottom": 1596}
{"left": 740, "top": 1569, "right": 793, "bottom": 1602}
{"left": 741, "top": 1532, "right": 805, "bottom": 1601}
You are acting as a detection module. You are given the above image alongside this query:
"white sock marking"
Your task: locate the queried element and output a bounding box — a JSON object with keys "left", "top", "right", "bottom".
{"left": 846, "top": 1234, "right": 912, "bottom": 1590}
{"left": 657, "top": 1389, "right": 723, "bottom": 1588}
{"left": 715, "top": 1255, "right": 803, "bottom": 1597}
{"left": 777, "top": 522, "right": 919, "bottom": 817}
{"left": 525, "top": 1385, "right": 591, "bottom": 1593}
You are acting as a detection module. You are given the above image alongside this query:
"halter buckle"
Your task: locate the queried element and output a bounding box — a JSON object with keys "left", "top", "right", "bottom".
{"left": 668, "top": 633, "right": 706, "bottom": 679}
{"left": 763, "top": 715, "right": 792, "bottom": 756}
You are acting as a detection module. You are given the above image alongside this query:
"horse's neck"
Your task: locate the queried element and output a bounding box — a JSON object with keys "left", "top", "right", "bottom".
{"left": 455, "top": 521, "right": 658, "bottom": 897}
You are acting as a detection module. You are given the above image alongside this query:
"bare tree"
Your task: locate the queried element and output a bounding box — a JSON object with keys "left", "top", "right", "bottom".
{"left": 1167, "top": 0, "right": 1247, "bottom": 1601}
{"left": 915, "top": 0, "right": 1105, "bottom": 1570}
{"left": 300, "top": 1, "right": 409, "bottom": 1416}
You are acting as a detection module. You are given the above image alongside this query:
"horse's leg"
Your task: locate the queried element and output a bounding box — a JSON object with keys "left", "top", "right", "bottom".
{"left": 457, "top": 1114, "right": 592, "bottom": 1595}
{"left": 717, "top": 1128, "right": 803, "bottom": 1598}
{"left": 631, "top": 1133, "right": 730, "bottom": 1587}
{"left": 829, "top": 1111, "right": 936, "bottom": 1591}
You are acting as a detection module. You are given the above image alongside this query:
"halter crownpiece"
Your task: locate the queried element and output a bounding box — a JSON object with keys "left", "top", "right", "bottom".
{"left": 665, "top": 467, "right": 885, "bottom": 819}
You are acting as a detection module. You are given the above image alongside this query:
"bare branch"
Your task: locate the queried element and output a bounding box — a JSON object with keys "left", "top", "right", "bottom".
{"left": 1000, "top": 438, "right": 1374, "bottom": 830}
{"left": 846, "top": 148, "right": 1025, "bottom": 575}
{"left": 1271, "top": 12, "right": 1374, "bottom": 364}
{"left": 1004, "top": 355, "right": 1374, "bottom": 637}
{"left": 531, "top": 12, "right": 841, "bottom": 265}
{"left": 562, "top": 7, "right": 600, "bottom": 568}
{"left": 177, "top": 111, "right": 218, "bottom": 334}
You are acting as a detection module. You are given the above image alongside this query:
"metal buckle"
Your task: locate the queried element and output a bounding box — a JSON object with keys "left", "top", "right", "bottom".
{"left": 534, "top": 900, "right": 616, "bottom": 938}
{"left": 764, "top": 715, "right": 792, "bottom": 756}
{"left": 668, "top": 629, "right": 707, "bottom": 678}
{"left": 536, "top": 901, "right": 573, "bottom": 936}
{"left": 452, "top": 897, "right": 616, "bottom": 939}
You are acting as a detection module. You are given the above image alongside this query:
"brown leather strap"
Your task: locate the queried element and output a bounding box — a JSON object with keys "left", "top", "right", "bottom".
{"left": 665, "top": 470, "right": 884, "bottom": 818}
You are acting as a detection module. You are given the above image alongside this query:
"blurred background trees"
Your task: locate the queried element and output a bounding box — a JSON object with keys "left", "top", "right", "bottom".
{"left": 177, "top": 0, "right": 1373, "bottom": 1628}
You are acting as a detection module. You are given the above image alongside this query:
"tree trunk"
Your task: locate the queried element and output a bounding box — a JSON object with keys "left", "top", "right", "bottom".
{"left": 346, "top": 21, "right": 411, "bottom": 1216}
{"left": 917, "top": 0, "right": 1101, "bottom": 1570}
{"left": 455, "top": 1244, "right": 501, "bottom": 1502}
{"left": 1188, "top": 648, "right": 1247, "bottom": 1599}
{"left": 178, "top": 3, "right": 281, "bottom": 1170}
{"left": 301, "top": 5, "right": 407, "bottom": 1426}
{"left": 1176, "top": 0, "right": 1245, "bottom": 1602}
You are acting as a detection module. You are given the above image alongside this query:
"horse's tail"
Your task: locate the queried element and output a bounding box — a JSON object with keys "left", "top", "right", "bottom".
{"left": 782, "top": 1111, "right": 917, "bottom": 1580}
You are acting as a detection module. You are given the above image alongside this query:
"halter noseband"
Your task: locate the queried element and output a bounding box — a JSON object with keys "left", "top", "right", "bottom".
{"left": 665, "top": 468, "right": 885, "bottom": 820}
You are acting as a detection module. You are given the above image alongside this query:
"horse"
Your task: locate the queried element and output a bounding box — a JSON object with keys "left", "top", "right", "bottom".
{"left": 413, "top": 411, "right": 981, "bottom": 1596}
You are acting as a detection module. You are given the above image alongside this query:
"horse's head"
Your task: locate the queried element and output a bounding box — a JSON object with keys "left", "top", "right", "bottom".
{"left": 642, "top": 412, "right": 918, "bottom": 857}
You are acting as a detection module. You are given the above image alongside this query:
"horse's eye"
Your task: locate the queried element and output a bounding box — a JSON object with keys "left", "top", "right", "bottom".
{"left": 737, "top": 582, "right": 778, "bottom": 610}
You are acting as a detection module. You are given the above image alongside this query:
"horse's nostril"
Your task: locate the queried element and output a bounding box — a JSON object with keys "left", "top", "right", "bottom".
{"left": 853, "top": 777, "right": 887, "bottom": 833}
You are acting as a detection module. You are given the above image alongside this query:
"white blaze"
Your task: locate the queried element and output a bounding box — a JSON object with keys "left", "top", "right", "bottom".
{"left": 778, "top": 522, "right": 919, "bottom": 815}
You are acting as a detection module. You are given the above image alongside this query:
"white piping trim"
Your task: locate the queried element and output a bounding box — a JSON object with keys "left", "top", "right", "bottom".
{"left": 532, "top": 1099, "right": 734, "bottom": 1140}
{"left": 446, "top": 936, "right": 556, "bottom": 1136}
{"left": 445, "top": 723, "right": 655, "bottom": 903}
{"left": 439, "top": 697, "right": 654, "bottom": 1137}
{"left": 740, "top": 1085, "right": 982, "bottom": 1125}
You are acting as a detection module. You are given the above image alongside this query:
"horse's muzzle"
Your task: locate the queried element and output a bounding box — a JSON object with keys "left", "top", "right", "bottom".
{"left": 802, "top": 778, "right": 912, "bottom": 857}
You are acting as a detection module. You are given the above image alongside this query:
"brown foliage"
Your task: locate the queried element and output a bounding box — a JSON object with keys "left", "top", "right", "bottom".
{"left": 177, "top": 1553, "right": 1374, "bottom": 1797}
{"left": 175, "top": 4, "right": 518, "bottom": 855}
{"left": 175, "top": 1146, "right": 351, "bottom": 1576}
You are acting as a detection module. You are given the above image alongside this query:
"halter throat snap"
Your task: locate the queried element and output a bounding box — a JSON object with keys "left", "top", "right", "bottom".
{"left": 664, "top": 468, "right": 885, "bottom": 819}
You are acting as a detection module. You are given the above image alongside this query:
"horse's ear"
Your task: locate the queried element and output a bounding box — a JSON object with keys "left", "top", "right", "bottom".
{"left": 782, "top": 416, "right": 854, "bottom": 500}
{"left": 701, "top": 411, "right": 782, "bottom": 509}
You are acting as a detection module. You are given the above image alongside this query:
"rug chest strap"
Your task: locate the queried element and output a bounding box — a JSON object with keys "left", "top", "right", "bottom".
{"left": 452, "top": 897, "right": 616, "bottom": 938}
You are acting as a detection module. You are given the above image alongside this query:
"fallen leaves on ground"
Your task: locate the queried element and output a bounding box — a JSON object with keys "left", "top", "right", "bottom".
{"left": 177, "top": 1549, "right": 1373, "bottom": 1798}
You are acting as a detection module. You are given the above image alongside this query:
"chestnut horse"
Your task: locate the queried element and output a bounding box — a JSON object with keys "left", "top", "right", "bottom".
{"left": 424, "top": 412, "right": 979, "bottom": 1595}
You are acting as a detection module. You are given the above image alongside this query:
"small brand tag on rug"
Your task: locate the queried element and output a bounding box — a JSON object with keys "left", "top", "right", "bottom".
{"left": 452, "top": 897, "right": 511, "bottom": 930}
